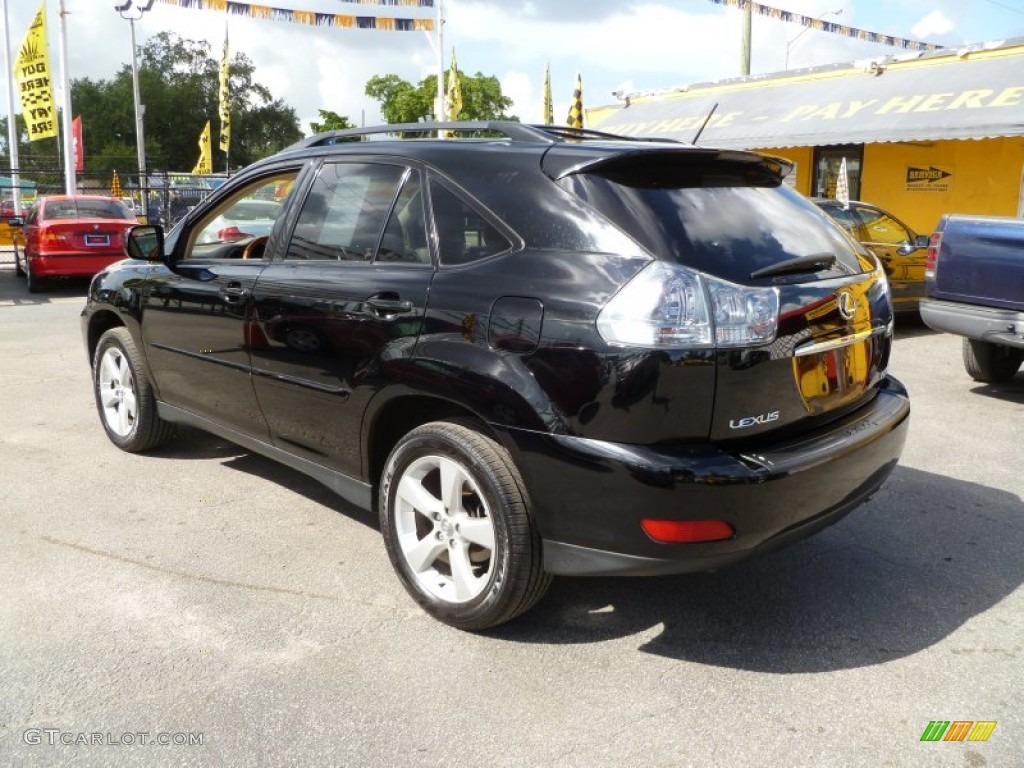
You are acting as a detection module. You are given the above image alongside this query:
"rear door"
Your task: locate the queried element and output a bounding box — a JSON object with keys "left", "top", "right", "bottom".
{"left": 250, "top": 160, "right": 433, "bottom": 477}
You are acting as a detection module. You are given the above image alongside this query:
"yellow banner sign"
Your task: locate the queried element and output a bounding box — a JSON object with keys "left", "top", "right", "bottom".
{"left": 16, "top": 2, "right": 57, "bottom": 142}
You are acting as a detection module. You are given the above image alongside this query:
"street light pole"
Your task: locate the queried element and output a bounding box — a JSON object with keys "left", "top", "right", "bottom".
{"left": 785, "top": 8, "right": 843, "bottom": 71}
{"left": 115, "top": 1, "right": 153, "bottom": 196}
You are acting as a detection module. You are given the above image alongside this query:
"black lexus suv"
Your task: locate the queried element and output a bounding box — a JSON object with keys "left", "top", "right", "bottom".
{"left": 82, "top": 122, "right": 909, "bottom": 630}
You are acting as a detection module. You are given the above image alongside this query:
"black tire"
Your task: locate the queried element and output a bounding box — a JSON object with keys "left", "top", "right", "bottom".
{"left": 25, "top": 261, "right": 43, "bottom": 293}
{"left": 92, "top": 327, "right": 176, "bottom": 452}
{"left": 962, "top": 338, "right": 1024, "bottom": 383}
{"left": 379, "top": 420, "right": 552, "bottom": 630}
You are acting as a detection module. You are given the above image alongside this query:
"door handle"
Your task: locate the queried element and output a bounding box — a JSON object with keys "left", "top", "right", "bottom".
{"left": 219, "top": 283, "right": 249, "bottom": 303}
{"left": 366, "top": 297, "right": 414, "bottom": 315}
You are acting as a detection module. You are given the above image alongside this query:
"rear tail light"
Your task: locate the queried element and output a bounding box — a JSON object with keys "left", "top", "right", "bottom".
{"left": 40, "top": 230, "right": 70, "bottom": 246}
{"left": 641, "top": 518, "right": 735, "bottom": 543}
{"left": 924, "top": 231, "right": 942, "bottom": 279}
{"left": 597, "top": 261, "right": 779, "bottom": 348}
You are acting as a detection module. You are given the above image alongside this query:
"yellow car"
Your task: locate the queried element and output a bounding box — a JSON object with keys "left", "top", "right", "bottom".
{"left": 815, "top": 199, "right": 930, "bottom": 313}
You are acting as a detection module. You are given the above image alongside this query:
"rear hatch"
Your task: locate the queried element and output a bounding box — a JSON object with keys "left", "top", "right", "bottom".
{"left": 550, "top": 146, "right": 893, "bottom": 441}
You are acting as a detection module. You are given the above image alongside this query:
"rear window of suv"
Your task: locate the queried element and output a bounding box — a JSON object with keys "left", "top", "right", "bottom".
{"left": 559, "top": 153, "right": 866, "bottom": 283}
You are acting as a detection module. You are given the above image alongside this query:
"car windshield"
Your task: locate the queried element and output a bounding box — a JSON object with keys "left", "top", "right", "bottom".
{"left": 45, "top": 199, "right": 133, "bottom": 220}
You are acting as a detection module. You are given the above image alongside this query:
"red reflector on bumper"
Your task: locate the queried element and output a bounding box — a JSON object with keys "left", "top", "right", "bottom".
{"left": 641, "top": 519, "right": 735, "bottom": 543}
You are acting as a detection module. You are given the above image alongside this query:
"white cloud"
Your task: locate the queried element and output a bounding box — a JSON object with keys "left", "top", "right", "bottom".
{"left": 911, "top": 10, "right": 956, "bottom": 39}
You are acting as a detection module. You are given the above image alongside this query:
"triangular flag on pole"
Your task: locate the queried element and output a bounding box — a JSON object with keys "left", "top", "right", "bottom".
{"left": 218, "top": 24, "right": 230, "bottom": 156}
{"left": 542, "top": 63, "right": 553, "bottom": 125}
{"left": 836, "top": 157, "right": 850, "bottom": 209}
{"left": 567, "top": 73, "right": 583, "bottom": 129}
{"left": 110, "top": 170, "right": 122, "bottom": 197}
{"left": 446, "top": 47, "right": 462, "bottom": 121}
{"left": 192, "top": 121, "right": 212, "bottom": 175}
{"left": 15, "top": 2, "right": 58, "bottom": 141}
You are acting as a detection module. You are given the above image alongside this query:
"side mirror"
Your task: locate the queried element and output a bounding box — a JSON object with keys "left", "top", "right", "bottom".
{"left": 6, "top": 217, "right": 23, "bottom": 228}
{"left": 125, "top": 224, "right": 165, "bottom": 262}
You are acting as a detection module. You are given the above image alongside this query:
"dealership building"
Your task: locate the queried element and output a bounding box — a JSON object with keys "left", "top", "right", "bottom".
{"left": 589, "top": 37, "right": 1024, "bottom": 236}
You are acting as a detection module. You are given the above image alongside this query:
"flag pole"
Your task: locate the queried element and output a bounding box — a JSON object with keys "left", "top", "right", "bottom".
{"left": 57, "top": 0, "right": 75, "bottom": 193}
{"left": 2, "top": 0, "right": 22, "bottom": 212}
{"left": 436, "top": 0, "right": 445, "bottom": 124}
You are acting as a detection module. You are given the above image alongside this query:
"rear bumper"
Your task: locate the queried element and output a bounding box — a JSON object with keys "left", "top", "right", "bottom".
{"left": 502, "top": 376, "right": 910, "bottom": 576}
{"left": 26, "top": 252, "right": 125, "bottom": 279}
{"left": 920, "top": 299, "right": 1024, "bottom": 350}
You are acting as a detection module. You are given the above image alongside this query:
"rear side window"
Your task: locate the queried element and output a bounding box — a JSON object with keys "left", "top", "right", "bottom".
{"left": 560, "top": 154, "right": 866, "bottom": 283}
{"left": 428, "top": 178, "right": 511, "bottom": 266}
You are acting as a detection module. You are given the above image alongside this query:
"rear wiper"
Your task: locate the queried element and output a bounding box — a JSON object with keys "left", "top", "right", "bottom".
{"left": 750, "top": 253, "right": 836, "bottom": 280}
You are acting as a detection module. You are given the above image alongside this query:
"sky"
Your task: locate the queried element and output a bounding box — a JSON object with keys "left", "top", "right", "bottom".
{"left": 3, "top": 0, "right": 1024, "bottom": 137}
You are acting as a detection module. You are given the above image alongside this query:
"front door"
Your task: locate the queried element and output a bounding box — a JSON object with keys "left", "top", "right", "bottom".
{"left": 139, "top": 167, "right": 304, "bottom": 438}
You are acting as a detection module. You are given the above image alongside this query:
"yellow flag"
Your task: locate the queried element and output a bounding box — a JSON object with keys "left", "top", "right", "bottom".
{"left": 218, "top": 25, "right": 230, "bottom": 154}
{"left": 446, "top": 48, "right": 463, "bottom": 121}
{"left": 15, "top": 2, "right": 58, "bottom": 142}
{"left": 542, "top": 63, "right": 553, "bottom": 125}
{"left": 567, "top": 74, "right": 584, "bottom": 130}
{"left": 192, "top": 121, "right": 212, "bottom": 175}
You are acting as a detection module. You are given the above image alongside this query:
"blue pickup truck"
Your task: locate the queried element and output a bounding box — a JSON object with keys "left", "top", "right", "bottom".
{"left": 920, "top": 214, "right": 1024, "bottom": 383}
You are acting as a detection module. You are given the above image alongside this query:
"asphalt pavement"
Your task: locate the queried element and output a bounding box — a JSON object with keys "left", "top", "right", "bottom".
{"left": 0, "top": 262, "right": 1021, "bottom": 767}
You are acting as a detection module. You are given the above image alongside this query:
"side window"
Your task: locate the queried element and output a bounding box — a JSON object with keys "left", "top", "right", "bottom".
{"left": 187, "top": 171, "right": 299, "bottom": 258}
{"left": 287, "top": 163, "right": 405, "bottom": 262}
{"left": 428, "top": 178, "right": 512, "bottom": 266}
{"left": 378, "top": 173, "right": 430, "bottom": 264}
{"left": 855, "top": 205, "right": 911, "bottom": 245}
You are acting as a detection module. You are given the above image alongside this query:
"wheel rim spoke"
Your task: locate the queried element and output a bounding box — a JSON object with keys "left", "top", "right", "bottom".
{"left": 457, "top": 516, "right": 495, "bottom": 551}
{"left": 404, "top": 533, "right": 447, "bottom": 573}
{"left": 99, "top": 353, "right": 121, "bottom": 385}
{"left": 438, "top": 456, "right": 464, "bottom": 513}
{"left": 396, "top": 474, "right": 442, "bottom": 519}
{"left": 449, "top": 541, "right": 480, "bottom": 601}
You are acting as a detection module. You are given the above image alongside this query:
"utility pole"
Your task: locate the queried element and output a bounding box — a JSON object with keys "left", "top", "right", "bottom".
{"left": 741, "top": 1, "right": 752, "bottom": 75}
{"left": 2, "top": 0, "right": 22, "bottom": 212}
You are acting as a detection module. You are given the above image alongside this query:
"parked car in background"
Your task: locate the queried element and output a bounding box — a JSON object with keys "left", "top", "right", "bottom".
{"left": 199, "top": 198, "right": 283, "bottom": 245}
{"left": 814, "top": 199, "right": 930, "bottom": 313}
{"left": 2, "top": 197, "right": 30, "bottom": 220}
{"left": 15, "top": 195, "right": 138, "bottom": 293}
{"left": 81, "top": 122, "right": 910, "bottom": 629}
{"left": 921, "top": 214, "right": 1024, "bottom": 383}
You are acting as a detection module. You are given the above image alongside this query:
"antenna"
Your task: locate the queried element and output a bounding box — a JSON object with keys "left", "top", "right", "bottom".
{"left": 691, "top": 102, "right": 719, "bottom": 145}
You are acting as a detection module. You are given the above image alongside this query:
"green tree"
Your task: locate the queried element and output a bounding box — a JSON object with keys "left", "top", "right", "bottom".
{"left": 365, "top": 69, "right": 516, "bottom": 124}
{"left": 1, "top": 32, "right": 302, "bottom": 179}
{"left": 309, "top": 109, "right": 356, "bottom": 134}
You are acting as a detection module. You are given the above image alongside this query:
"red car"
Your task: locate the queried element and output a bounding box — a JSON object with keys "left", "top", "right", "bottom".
{"left": 16, "top": 195, "right": 138, "bottom": 292}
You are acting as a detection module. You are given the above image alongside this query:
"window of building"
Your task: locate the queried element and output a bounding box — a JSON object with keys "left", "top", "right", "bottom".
{"left": 813, "top": 145, "right": 863, "bottom": 202}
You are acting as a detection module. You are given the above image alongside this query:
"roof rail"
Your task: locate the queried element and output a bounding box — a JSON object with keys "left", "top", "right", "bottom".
{"left": 286, "top": 121, "right": 676, "bottom": 151}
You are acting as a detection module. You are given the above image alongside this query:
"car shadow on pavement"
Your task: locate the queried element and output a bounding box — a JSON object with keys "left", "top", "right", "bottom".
{"left": 0, "top": 267, "right": 91, "bottom": 304}
{"left": 968, "top": 379, "right": 1024, "bottom": 403}
{"left": 150, "top": 427, "right": 380, "bottom": 528}
{"left": 491, "top": 465, "right": 1024, "bottom": 672}
{"left": 892, "top": 313, "right": 937, "bottom": 339}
